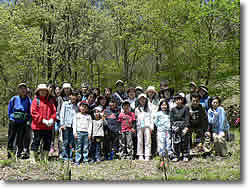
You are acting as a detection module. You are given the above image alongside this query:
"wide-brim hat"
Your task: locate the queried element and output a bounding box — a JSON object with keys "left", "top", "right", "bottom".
{"left": 62, "top": 83, "right": 72, "bottom": 89}
{"left": 189, "top": 81, "right": 197, "bottom": 88}
{"left": 94, "top": 106, "right": 103, "bottom": 112}
{"left": 138, "top": 93, "right": 147, "bottom": 100}
{"left": 18, "top": 83, "right": 27, "bottom": 88}
{"left": 145, "top": 86, "right": 158, "bottom": 94}
{"left": 81, "top": 83, "right": 89, "bottom": 88}
{"left": 174, "top": 92, "right": 185, "bottom": 99}
{"left": 35, "top": 84, "right": 49, "bottom": 95}
{"left": 135, "top": 86, "right": 143, "bottom": 92}
{"left": 199, "top": 85, "right": 208, "bottom": 94}
{"left": 115, "top": 80, "right": 124, "bottom": 86}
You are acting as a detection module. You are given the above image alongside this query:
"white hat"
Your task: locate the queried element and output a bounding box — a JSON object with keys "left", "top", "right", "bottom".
{"left": 145, "top": 86, "right": 157, "bottom": 94}
{"left": 135, "top": 86, "right": 143, "bottom": 91}
{"left": 94, "top": 106, "right": 103, "bottom": 112}
{"left": 179, "top": 92, "right": 185, "bottom": 98}
{"left": 115, "top": 80, "right": 124, "bottom": 86}
{"left": 138, "top": 93, "right": 147, "bottom": 100}
{"left": 35, "top": 84, "right": 49, "bottom": 95}
{"left": 62, "top": 83, "right": 71, "bottom": 89}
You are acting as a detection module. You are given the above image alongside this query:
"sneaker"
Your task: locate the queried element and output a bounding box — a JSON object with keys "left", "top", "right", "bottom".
{"left": 75, "top": 162, "right": 80, "bottom": 166}
{"left": 138, "top": 156, "right": 144, "bottom": 160}
{"left": 183, "top": 157, "right": 189, "bottom": 162}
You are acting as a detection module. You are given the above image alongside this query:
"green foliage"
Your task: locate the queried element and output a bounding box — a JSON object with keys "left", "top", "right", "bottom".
{"left": 0, "top": 0, "right": 240, "bottom": 104}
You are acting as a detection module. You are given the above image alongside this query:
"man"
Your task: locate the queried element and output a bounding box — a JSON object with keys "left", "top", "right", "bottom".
{"left": 7, "top": 83, "right": 32, "bottom": 159}
{"left": 81, "top": 83, "right": 89, "bottom": 101}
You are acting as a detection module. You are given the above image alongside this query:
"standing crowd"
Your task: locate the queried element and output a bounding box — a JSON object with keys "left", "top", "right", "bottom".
{"left": 7, "top": 79, "right": 230, "bottom": 165}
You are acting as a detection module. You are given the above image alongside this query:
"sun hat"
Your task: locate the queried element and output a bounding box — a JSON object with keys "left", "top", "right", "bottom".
{"left": 199, "top": 85, "right": 208, "bottom": 94}
{"left": 35, "top": 84, "right": 49, "bottom": 95}
{"left": 189, "top": 81, "right": 197, "bottom": 88}
{"left": 94, "top": 106, "right": 103, "bottom": 112}
{"left": 115, "top": 80, "right": 124, "bottom": 86}
{"left": 79, "top": 100, "right": 89, "bottom": 107}
{"left": 62, "top": 83, "right": 72, "bottom": 89}
{"left": 18, "top": 83, "right": 27, "bottom": 88}
{"left": 145, "top": 86, "right": 158, "bottom": 94}
{"left": 138, "top": 93, "right": 147, "bottom": 100}
{"left": 135, "top": 86, "right": 143, "bottom": 91}
{"left": 81, "top": 83, "right": 89, "bottom": 88}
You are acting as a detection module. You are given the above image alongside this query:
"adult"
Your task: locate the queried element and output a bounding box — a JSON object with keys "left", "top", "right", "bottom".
{"left": 7, "top": 83, "right": 32, "bottom": 159}
{"left": 81, "top": 83, "right": 89, "bottom": 101}
{"left": 198, "top": 84, "right": 210, "bottom": 112}
{"left": 30, "top": 84, "right": 56, "bottom": 163}
{"left": 112, "top": 80, "right": 128, "bottom": 109}
{"left": 185, "top": 82, "right": 197, "bottom": 106}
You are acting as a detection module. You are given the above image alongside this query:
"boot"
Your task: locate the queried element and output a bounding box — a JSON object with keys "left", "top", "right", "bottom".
{"left": 30, "top": 151, "right": 39, "bottom": 163}
{"left": 43, "top": 151, "right": 49, "bottom": 163}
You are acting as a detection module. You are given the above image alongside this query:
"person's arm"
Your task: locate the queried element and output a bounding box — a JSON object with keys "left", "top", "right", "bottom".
{"left": 60, "top": 102, "right": 65, "bottom": 128}
{"left": 31, "top": 98, "right": 43, "bottom": 124}
{"left": 88, "top": 116, "right": 93, "bottom": 138}
{"left": 217, "top": 107, "right": 225, "bottom": 135}
{"left": 8, "top": 97, "right": 15, "bottom": 119}
{"left": 56, "top": 97, "right": 63, "bottom": 120}
{"left": 73, "top": 114, "right": 77, "bottom": 138}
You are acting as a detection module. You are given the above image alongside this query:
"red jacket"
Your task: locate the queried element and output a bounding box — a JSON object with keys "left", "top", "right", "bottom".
{"left": 31, "top": 96, "right": 56, "bottom": 130}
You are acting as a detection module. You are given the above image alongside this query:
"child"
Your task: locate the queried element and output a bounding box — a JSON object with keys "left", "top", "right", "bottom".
{"left": 73, "top": 101, "right": 92, "bottom": 165}
{"left": 170, "top": 93, "right": 191, "bottom": 162}
{"left": 104, "top": 99, "right": 121, "bottom": 159}
{"left": 135, "top": 94, "right": 154, "bottom": 160}
{"left": 60, "top": 91, "right": 79, "bottom": 161}
{"left": 154, "top": 99, "right": 173, "bottom": 159}
{"left": 88, "top": 106, "right": 106, "bottom": 162}
{"left": 208, "top": 96, "right": 229, "bottom": 157}
{"left": 118, "top": 100, "right": 136, "bottom": 160}
{"left": 127, "top": 87, "right": 137, "bottom": 112}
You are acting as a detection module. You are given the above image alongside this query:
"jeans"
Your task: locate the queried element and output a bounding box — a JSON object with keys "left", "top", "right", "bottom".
{"left": 62, "top": 127, "right": 74, "bottom": 160}
{"left": 90, "top": 137, "right": 102, "bottom": 161}
{"left": 157, "top": 130, "right": 172, "bottom": 156}
{"left": 75, "top": 131, "right": 89, "bottom": 163}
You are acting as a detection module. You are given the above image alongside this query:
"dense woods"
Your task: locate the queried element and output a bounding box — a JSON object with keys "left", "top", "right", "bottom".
{"left": 0, "top": 0, "right": 240, "bottom": 126}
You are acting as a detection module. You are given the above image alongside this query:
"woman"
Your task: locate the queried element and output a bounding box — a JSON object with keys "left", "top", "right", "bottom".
{"left": 208, "top": 96, "right": 229, "bottom": 157}
{"left": 30, "top": 84, "right": 56, "bottom": 163}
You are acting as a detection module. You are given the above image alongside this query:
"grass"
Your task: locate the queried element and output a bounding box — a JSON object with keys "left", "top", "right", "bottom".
{"left": 0, "top": 128, "right": 240, "bottom": 182}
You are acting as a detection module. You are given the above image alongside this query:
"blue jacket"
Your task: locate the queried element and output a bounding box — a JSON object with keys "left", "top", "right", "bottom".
{"left": 8, "top": 95, "right": 32, "bottom": 124}
{"left": 154, "top": 111, "right": 171, "bottom": 132}
{"left": 104, "top": 107, "right": 121, "bottom": 133}
{"left": 208, "top": 106, "right": 230, "bottom": 134}
{"left": 200, "top": 95, "right": 210, "bottom": 112}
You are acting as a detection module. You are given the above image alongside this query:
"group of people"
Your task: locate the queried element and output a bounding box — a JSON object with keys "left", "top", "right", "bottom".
{"left": 7, "top": 79, "right": 230, "bottom": 165}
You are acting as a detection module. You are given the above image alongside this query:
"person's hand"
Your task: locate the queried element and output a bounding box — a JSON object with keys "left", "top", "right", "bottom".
{"left": 182, "top": 127, "right": 189, "bottom": 136}
{"left": 48, "top": 118, "right": 54, "bottom": 126}
{"left": 74, "top": 133, "right": 78, "bottom": 139}
{"left": 214, "top": 111, "right": 219, "bottom": 116}
{"left": 149, "top": 128, "right": 153, "bottom": 134}
{"left": 42, "top": 119, "right": 48, "bottom": 126}
{"left": 60, "top": 125, "right": 65, "bottom": 130}
{"left": 131, "top": 128, "right": 136, "bottom": 133}
{"left": 88, "top": 136, "right": 92, "bottom": 140}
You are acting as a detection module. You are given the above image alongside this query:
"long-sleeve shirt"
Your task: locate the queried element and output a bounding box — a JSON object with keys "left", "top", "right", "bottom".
{"left": 208, "top": 106, "right": 230, "bottom": 134}
{"left": 170, "top": 105, "right": 190, "bottom": 129}
{"left": 8, "top": 95, "right": 32, "bottom": 124}
{"left": 60, "top": 100, "right": 79, "bottom": 128}
{"left": 88, "top": 119, "right": 107, "bottom": 137}
{"left": 135, "top": 106, "right": 154, "bottom": 130}
{"left": 73, "top": 113, "right": 92, "bottom": 135}
{"left": 154, "top": 111, "right": 171, "bottom": 132}
{"left": 118, "top": 112, "right": 136, "bottom": 133}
